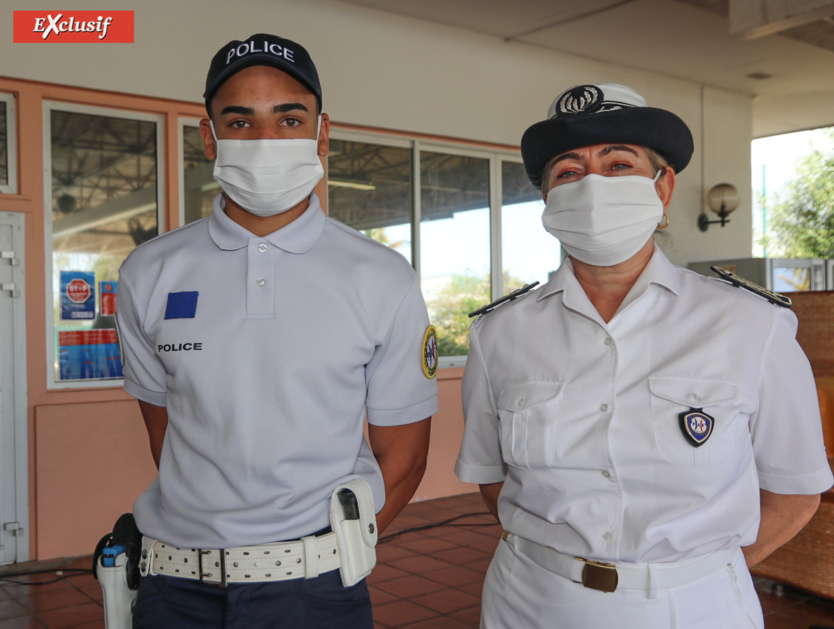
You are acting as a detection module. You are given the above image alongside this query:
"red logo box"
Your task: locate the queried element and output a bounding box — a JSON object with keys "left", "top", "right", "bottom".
{"left": 13, "top": 11, "right": 134, "bottom": 43}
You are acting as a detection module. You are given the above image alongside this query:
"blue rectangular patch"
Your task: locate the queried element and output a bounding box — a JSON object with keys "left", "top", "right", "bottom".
{"left": 164, "top": 291, "right": 199, "bottom": 320}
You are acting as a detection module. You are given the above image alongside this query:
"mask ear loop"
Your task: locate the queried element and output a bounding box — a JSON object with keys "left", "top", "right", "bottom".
{"left": 654, "top": 167, "right": 668, "bottom": 229}
{"left": 208, "top": 120, "right": 225, "bottom": 209}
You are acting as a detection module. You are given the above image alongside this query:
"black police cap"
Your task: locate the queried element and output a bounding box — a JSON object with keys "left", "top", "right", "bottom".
{"left": 204, "top": 33, "right": 322, "bottom": 111}
{"left": 521, "top": 84, "right": 693, "bottom": 187}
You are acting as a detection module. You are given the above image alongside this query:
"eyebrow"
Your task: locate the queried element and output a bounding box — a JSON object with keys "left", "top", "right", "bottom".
{"left": 274, "top": 102, "right": 308, "bottom": 113}
{"left": 218, "top": 102, "right": 309, "bottom": 116}
{"left": 553, "top": 144, "right": 641, "bottom": 165}
{"left": 551, "top": 151, "right": 581, "bottom": 165}
{"left": 599, "top": 145, "right": 639, "bottom": 157}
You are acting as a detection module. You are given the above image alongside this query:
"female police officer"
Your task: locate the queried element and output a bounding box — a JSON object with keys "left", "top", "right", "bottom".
{"left": 455, "top": 83, "right": 833, "bottom": 628}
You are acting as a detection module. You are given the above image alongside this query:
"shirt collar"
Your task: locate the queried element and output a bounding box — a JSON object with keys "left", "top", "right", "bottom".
{"left": 536, "top": 245, "right": 681, "bottom": 304}
{"left": 536, "top": 257, "right": 573, "bottom": 302}
{"left": 208, "top": 193, "right": 326, "bottom": 253}
{"left": 629, "top": 244, "right": 681, "bottom": 297}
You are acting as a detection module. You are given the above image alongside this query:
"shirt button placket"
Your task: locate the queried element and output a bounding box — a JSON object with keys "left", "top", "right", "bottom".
{"left": 599, "top": 331, "right": 618, "bottom": 544}
{"left": 601, "top": 337, "right": 614, "bottom": 414}
{"left": 247, "top": 240, "right": 276, "bottom": 317}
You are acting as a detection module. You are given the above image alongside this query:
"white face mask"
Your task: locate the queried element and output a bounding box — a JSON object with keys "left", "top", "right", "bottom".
{"left": 210, "top": 117, "right": 325, "bottom": 217}
{"left": 542, "top": 172, "right": 664, "bottom": 267}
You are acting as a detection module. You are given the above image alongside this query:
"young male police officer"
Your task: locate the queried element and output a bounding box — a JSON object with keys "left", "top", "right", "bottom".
{"left": 116, "top": 34, "right": 439, "bottom": 628}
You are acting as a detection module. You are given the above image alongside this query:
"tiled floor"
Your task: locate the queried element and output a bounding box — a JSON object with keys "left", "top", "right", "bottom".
{"left": 2, "top": 493, "right": 834, "bottom": 628}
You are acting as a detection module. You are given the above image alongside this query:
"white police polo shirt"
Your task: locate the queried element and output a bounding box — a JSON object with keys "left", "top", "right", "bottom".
{"left": 456, "top": 246, "right": 833, "bottom": 564}
{"left": 117, "top": 193, "right": 439, "bottom": 549}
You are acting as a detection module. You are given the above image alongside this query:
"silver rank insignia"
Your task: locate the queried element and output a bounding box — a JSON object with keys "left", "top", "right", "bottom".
{"left": 468, "top": 282, "right": 540, "bottom": 319}
{"left": 679, "top": 408, "right": 715, "bottom": 448}
{"left": 711, "top": 266, "right": 792, "bottom": 308}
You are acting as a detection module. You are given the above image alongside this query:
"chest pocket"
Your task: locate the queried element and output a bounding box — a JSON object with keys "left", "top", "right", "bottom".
{"left": 649, "top": 376, "right": 738, "bottom": 467}
{"left": 497, "top": 381, "right": 563, "bottom": 469}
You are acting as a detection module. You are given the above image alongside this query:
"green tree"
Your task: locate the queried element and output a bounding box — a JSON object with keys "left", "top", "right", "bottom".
{"left": 428, "top": 271, "right": 526, "bottom": 357}
{"left": 763, "top": 129, "right": 834, "bottom": 258}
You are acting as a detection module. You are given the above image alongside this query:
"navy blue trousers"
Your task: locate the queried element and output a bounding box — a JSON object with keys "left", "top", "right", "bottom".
{"left": 131, "top": 570, "right": 373, "bottom": 629}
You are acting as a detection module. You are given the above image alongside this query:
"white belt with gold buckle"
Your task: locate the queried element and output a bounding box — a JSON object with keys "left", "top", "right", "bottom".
{"left": 502, "top": 531, "right": 736, "bottom": 594}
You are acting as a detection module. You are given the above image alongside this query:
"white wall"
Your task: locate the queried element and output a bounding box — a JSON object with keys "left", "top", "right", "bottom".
{"left": 662, "top": 85, "right": 754, "bottom": 265}
{"left": 0, "top": 0, "right": 753, "bottom": 265}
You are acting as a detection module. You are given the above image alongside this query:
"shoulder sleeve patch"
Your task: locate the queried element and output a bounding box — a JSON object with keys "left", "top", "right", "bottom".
{"left": 468, "top": 282, "right": 540, "bottom": 319}
{"left": 710, "top": 266, "right": 792, "bottom": 308}
{"left": 422, "top": 325, "right": 438, "bottom": 379}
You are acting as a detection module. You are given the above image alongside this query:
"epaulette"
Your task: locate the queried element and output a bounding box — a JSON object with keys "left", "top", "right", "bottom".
{"left": 469, "top": 282, "right": 540, "bottom": 319}
{"left": 710, "top": 266, "right": 792, "bottom": 308}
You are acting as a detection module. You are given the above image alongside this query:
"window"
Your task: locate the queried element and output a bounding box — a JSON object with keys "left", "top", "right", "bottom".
{"left": 327, "top": 130, "right": 552, "bottom": 366}
{"left": 327, "top": 134, "right": 413, "bottom": 262}
{"left": 501, "top": 160, "right": 561, "bottom": 291}
{"left": 45, "top": 102, "right": 164, "bottom": 388}
{"left": 0, "top": 93, "right": 17, "bottom": 194}
{"left": 180, "top": 119, "right": 216, "bottom": 225}
{"left": 420, "top": 150, "right": 490, "bottom": 358}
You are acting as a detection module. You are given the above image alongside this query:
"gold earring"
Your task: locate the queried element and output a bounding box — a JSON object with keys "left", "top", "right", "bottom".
{"left": 657, "top": 215, "right": 669, "bottom": 229}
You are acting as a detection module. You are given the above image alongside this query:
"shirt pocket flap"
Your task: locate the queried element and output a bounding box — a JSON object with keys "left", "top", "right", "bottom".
{"left": 648, "top": 376, "right": 737, "bottom": 407}
{"left": 497, "top": 381, "right": 564, "bottom": 413}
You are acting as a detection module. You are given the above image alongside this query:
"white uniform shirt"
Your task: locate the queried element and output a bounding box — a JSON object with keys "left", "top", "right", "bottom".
{"left": 118, "top": 193, "right": 439, "bottom": 549}
{"left": 456, "top": 247, "right": 832, "bottom": 564}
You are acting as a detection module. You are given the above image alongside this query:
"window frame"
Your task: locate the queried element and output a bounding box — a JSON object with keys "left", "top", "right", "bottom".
{"left": 43, "top": 100, "right": 166, "bottom": 390}
{"left": 328, "top": 128, "right": 528, "bottom": 368}
{"left": 178, "top": 116, "right": 217, "bottom": 226}
{"left": 0, "top": 92, "right": 18, "bottom": 195}
{"left": 325, "top": 128, "right": 415, "bottom": 264}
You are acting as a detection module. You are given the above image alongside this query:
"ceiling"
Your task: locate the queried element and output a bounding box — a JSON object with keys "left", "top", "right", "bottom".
{"left": 330, "top": 0, "right": 834, "bottom": 138}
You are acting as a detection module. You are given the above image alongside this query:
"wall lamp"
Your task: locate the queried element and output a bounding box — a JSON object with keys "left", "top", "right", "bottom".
{"left": 698, "top": 183, "right": 739, "bottom": 232}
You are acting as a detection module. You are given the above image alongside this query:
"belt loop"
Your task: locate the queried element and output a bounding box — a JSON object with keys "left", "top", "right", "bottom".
{"left": 647, "top": 562, "right": 658, "bottom": 600}
{"left": 302, "top": 536, "right": 319, "bottom": 579}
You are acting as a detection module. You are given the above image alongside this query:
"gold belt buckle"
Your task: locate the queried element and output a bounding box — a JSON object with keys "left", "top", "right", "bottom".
{"left": 580, "top": 559, "right": 618, "bottom": 593}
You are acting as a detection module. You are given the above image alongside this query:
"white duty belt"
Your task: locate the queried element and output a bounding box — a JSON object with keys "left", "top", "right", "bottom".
{"left": 502, "top": 531, "right": 738, "bottom": 595}
{"left": 139, "top": 533, "right": 340, "bottom": 587}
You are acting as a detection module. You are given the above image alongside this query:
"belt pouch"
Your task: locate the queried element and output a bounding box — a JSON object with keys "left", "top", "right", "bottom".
{"left": 94, "top": 513, "right": 142, "bottom": 629}
{"left": 97, "top": 553, "right": 138, "bottom": 629}
{"left": 330, "top": 478, "right": 378, "bottom": 587}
